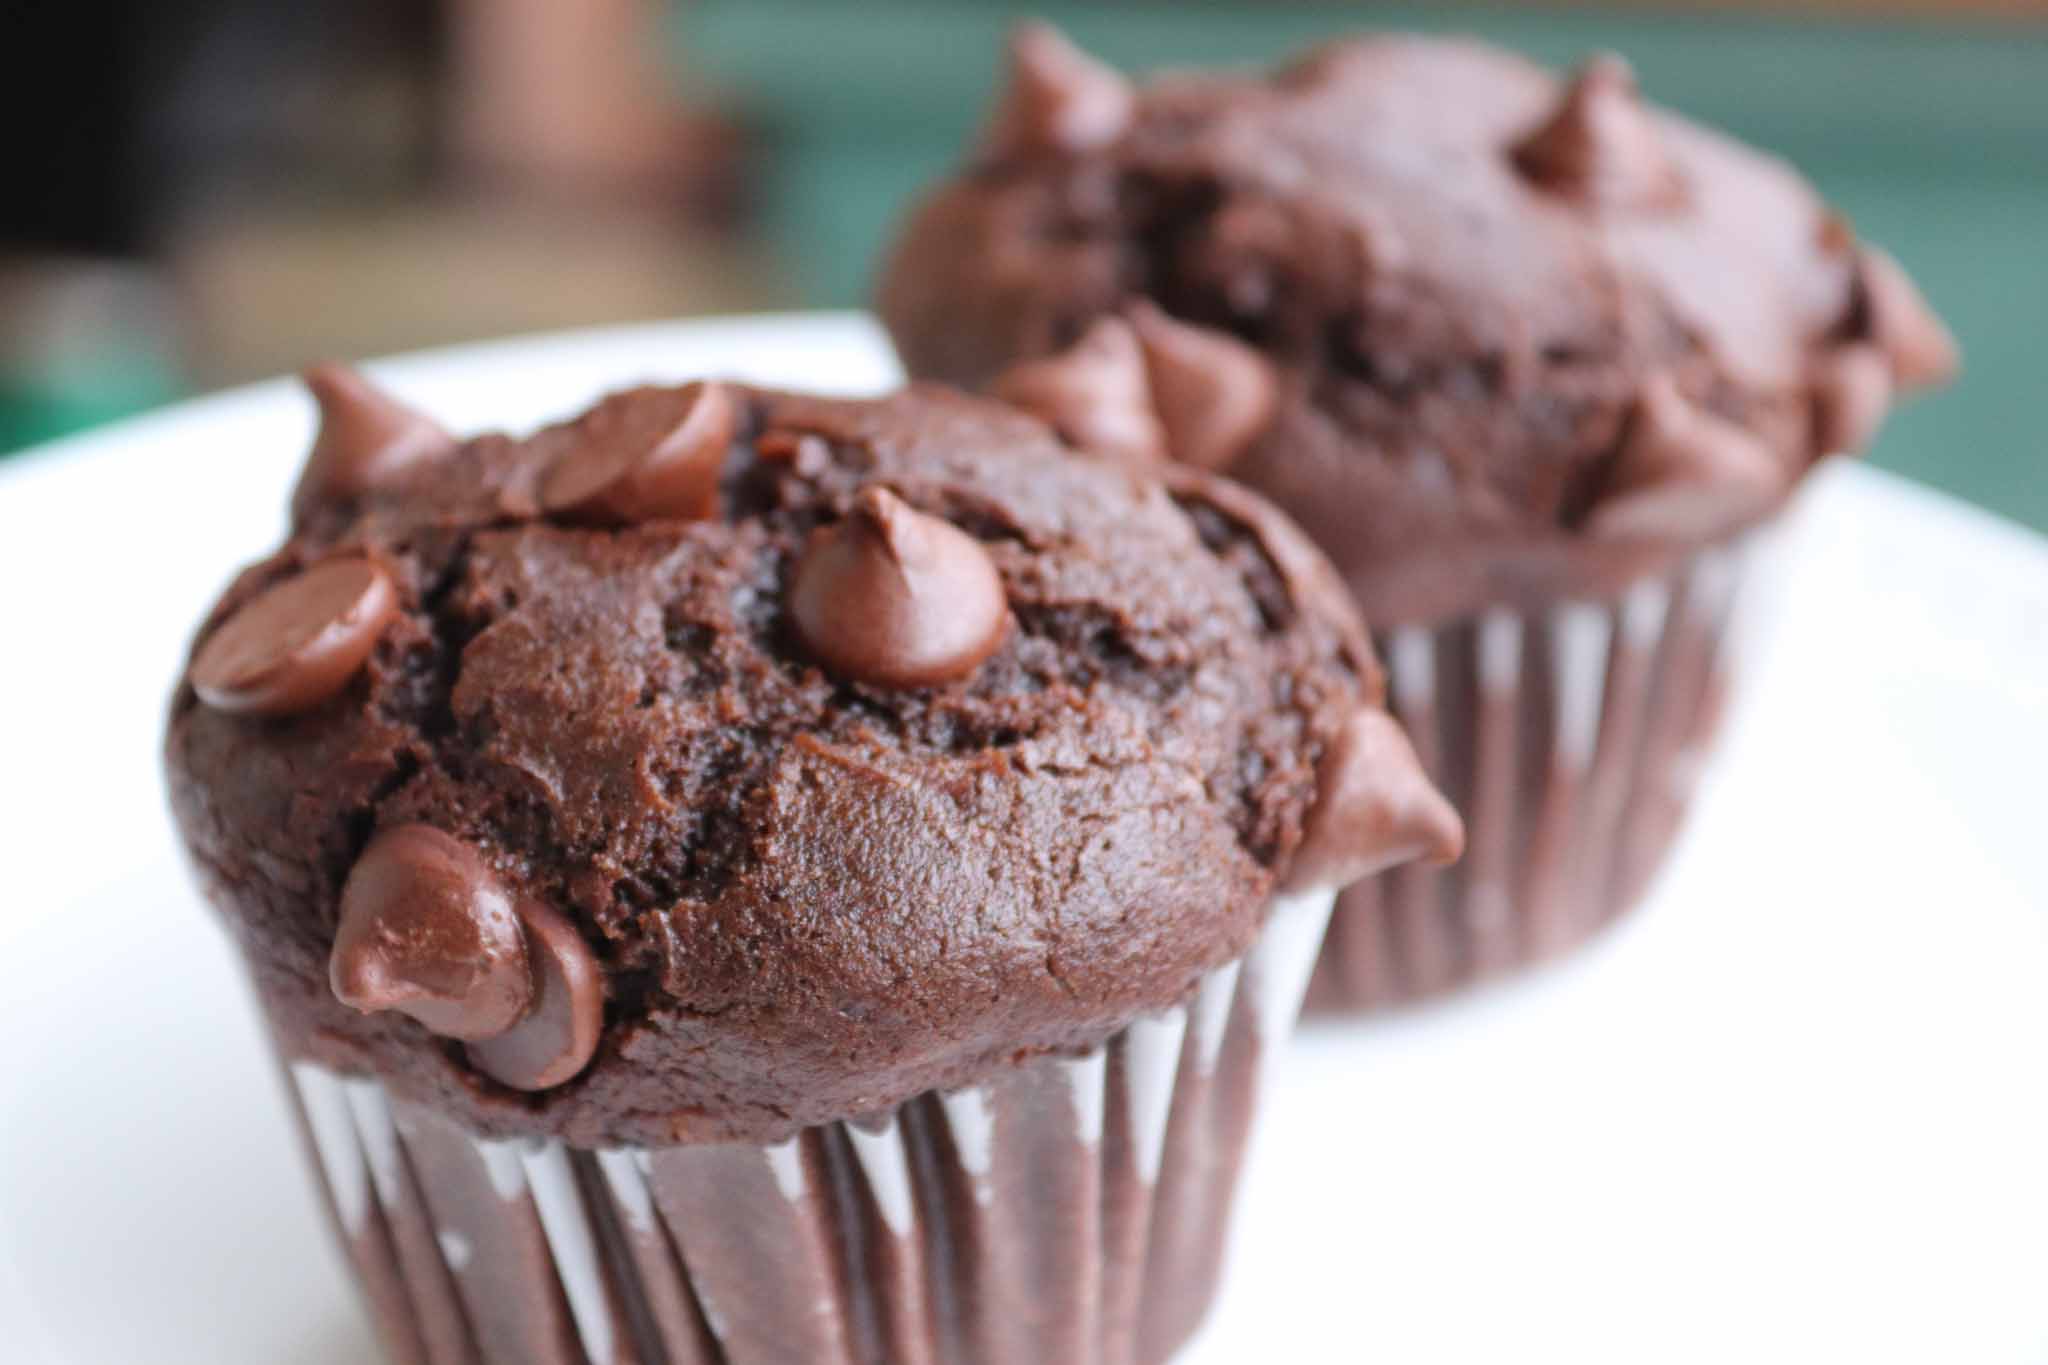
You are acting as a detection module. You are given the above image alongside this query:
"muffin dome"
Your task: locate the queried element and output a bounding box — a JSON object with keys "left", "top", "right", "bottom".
{"left": 165, "top": 371, "right": 1455, "bottom": 1146}
{"left": 878, "top": 30, "right": 1956, "bottom": 624}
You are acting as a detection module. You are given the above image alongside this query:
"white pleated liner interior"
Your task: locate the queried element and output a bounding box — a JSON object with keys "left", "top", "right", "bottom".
{"left": 1311, "top": 534, "right": 1760, "bottom": 1011}
{"left": 288, "top": 886, "right": 1335, "bottom": 1365}
{"left": 1383, "top": 541, "right": 1743, "bottom": 859}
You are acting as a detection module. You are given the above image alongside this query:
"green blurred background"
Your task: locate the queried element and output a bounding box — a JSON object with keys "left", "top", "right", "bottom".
{"left": 4, "top": 0, "right": 2043, "bottom": 532}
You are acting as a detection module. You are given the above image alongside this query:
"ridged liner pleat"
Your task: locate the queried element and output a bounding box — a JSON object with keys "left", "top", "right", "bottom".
{"left": 1307, "top": 539, "right": 1755, "bottom": 1013}
{"left": 284, "top": 886, "right": 1334, "bottom": 1365}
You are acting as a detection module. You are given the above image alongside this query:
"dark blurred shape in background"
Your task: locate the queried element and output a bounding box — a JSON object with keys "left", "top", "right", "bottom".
{"left": 1, "top": 0, "right": 2042, "bottom": 529}
{"left": 0, "top": 0, "right": 770, "bottom": 449}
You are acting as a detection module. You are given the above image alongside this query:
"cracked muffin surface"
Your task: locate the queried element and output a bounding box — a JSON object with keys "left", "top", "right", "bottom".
{"left": 165, "top": 376, "right": 1411, "bottom": 1147}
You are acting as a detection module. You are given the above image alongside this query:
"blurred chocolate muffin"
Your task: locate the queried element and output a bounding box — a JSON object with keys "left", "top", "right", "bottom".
{"left": 878, "top": 27, "right": 1954, "bottom": 1011}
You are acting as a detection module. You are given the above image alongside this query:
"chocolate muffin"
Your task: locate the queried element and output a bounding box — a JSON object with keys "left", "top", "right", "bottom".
{"left": 877, "top": 27, "right": 1956, "bottom": 1011}
{"left": 165, "top": 365, "right": 1458, "bottom": 1364}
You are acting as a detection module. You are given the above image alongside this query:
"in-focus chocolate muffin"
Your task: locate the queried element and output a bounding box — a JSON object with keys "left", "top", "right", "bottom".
{"left": 877, "top": 26, "right": 1955, "bottom": 1011}
{"left": 165, "top": 365, "right": 1458, "bottom": 1364}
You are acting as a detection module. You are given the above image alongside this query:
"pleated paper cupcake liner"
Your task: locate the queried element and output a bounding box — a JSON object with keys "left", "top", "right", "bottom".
{"left": 280, "top": 886, "right": 1334, "bottom": 1365}
{"left": 1307, "top": 534, "right": 1766, "bottom": 1014}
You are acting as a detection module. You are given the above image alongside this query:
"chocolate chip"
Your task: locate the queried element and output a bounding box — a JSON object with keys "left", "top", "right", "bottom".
{"left": 992, "top": 316, "right": 1166, "bottom": 463}
{"left": 980, "top": 21, "right": 1133, "bottom": 160}
{"left": 1126, "top": 301, "right": 1279, "bottom": 471}
{"left": 1817, "top": 211, "right": 1857, "bottom": 258}
{"left": 329, "top": 825, "right": 535, "bottom": 1040}
{"left": 789, "top": 486, "right": 1010, "bottom": 689}
{"left": 1855, "top": 247, "right": 1960, "bottom": 391}
{"left": 291, "top": 364, "right": 453, "bottom": 520}
{"left": 1283, "top": 707, "right": 1464, "bottom": 893}
{"left": 1586, "top": 376, "right": 1784, "bottom": 541}
{"left": 466, "top": 900, "right": 604, "bottom": 1091}
{"left": 541, "top": 380, "right": 736, "bottom": 525}
{"left": 1811, "top": 344, "right": 1893, "bottom": 455}
{"left": 1511, "top": 54, "right": 1683, "bottom": 210}
{"left": 758, "top": 427, "right": 834, "bottom": 477}
{"left": 190, "top": 557, "right": 399, "bottom": 715}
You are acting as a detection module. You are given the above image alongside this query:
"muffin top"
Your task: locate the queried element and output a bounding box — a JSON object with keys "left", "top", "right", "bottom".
{"left": 878, "top": 29, "right": 1957, "bottom": 625}
{"left": 164, "top": 367, "right": 1458, "bottom": 1146}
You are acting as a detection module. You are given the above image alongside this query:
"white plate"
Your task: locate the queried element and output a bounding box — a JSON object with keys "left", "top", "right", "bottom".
{"left": 2, "top": 314, "right": 2044, "bottom": 1365}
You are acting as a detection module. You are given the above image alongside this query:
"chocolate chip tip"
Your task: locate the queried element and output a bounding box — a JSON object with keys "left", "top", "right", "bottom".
{"left": 293, "top": 363, "right": 453, "bottom": 516}
{"left": 1856, "top": 247, "right": 1961, "bottom": 392}
{"left": 789, "top": 486, "right": 1011, "bottom": 690}
{"left": 1124, "top": 300, "right": 1280, "bottom": 472}
{"left": 992, "top": 316, "right": 1167, "bottom": 464}
{"left": 1511, "top": 51, "right": 1684, "bottom": 211}
{"left": 1283, "top": 706, "right": 1464, "bottom": 893}
{"left": 981, "top": 21, "right": 1134, "bottom": 161}
{"left": 1585, "top": 376, "right": 1784, "bottom": 542}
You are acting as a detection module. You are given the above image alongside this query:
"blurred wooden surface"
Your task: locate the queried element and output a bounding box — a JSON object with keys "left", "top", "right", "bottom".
{"left": 170, "top": 197, "right": 787, "bottom": 386}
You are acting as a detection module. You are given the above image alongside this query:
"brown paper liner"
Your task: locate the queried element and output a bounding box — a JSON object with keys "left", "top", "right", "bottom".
{"left": 279, "top": 887, "right": 1332, "bottom": 1365}
{"left": 1306, "top": 539, "right": 1756, "bottom": 1014}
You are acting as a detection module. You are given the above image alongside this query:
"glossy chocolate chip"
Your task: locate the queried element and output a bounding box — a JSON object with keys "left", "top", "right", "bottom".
{"left": 1811, "top": 344, "right": 1893, "bottom": 455}
{"left": 789, "top": 486, "right": 1009, "bottom": 689}
{"left": 190, "top": 557, "right": 399, "bottom": 715}
{"left": 1126, "top": 300, "right": 1279, "bottom": 471}
{"left": 1512, "top": 54, "right": 1682, "bottom": 210}
{"left": 1586, "top": 376, "right": 1784, "bottom": 541}
{"left": 466, "top": 900, "right": 604, "bottom": 1091}
{"left": 290, "top": 364, "right": 454, "bottom": 521}
{"left": 981, "top": 22, "right": 1133, "bottom": 160}
{"left": 1283, "top": 707, "right": 1464, "bottom": 893}
{"left": 1856, "top": 247, "right": 1960, "bottom": 391}
{"left": 992, "top": 316, "right": 1166, "bottom": 463}
{"left": 330, "top": 825, "right": 534, "bottom": 1040}
{"left": 541, "top": 380, "right": 736, "bottom": 525}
